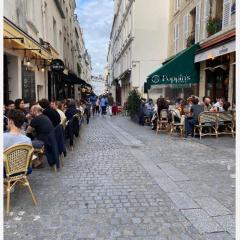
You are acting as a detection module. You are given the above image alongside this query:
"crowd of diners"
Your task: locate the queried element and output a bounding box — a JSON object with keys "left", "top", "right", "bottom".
{"left": 138, "top": 95, "right": 235, "bottom": 137}
{"left": 3, "top": 97, "right": 91, "bottom": 168}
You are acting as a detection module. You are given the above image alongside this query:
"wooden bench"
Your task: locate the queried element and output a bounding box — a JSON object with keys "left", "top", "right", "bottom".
{"left": 194, "top": 111, "right": 235, "bottom": 139}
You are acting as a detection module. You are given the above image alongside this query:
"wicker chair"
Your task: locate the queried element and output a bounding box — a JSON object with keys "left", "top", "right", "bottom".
{"left": 169, "top": 111, "right": 184, "bottom": 137}
{"left": 156, "top": 109, "right": 169, "bottom": 133}
{"left": 4, "top": 144, "right": 37, "bottom": 216}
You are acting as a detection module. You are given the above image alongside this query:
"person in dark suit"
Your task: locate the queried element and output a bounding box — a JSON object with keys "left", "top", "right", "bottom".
{"left": 38, "top": 99, "right": 61, "bottom": 127}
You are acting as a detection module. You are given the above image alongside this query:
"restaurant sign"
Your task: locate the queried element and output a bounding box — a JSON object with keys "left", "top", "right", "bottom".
{"left": 51, "top": 59, "right": 65, "bottom": 72}
{"left": 151, "top": 74, "right": 193, "bottom": 85}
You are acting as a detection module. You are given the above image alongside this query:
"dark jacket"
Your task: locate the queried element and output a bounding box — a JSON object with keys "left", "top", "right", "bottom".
{"left": 44, "top": 130, "right": 60, "bottom": 167}
{"left": 43, "top": 107, "right": 61, "bottom": 127}
{"left": 54, "top": 124, "right": 66, "bottom": 157}
{"left": 65, "top": 106, "right": 79, "bottom": 121}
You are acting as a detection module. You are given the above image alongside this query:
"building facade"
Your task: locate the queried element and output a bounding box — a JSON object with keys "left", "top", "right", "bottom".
{"left": 4, "top": 0, "right": 91, "bottom": 104}
{"left": 146, "top": 0, "right": 235, "bottom": 105}
{"left": 91, "top": 75, "right": 106, "bottom": 97}
{"left": 108, "top": 0, "right": 170, "bottom": 105}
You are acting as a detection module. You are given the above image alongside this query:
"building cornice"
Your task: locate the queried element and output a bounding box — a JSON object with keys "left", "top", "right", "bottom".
{"left": 113, "top": 0, "right": 134, "bottom": 45}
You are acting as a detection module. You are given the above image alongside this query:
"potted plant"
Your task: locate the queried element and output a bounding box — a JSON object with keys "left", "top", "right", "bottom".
{"left": 207, "top": 17, "right": 222, "bottom": 37}
{"left": 127, "top": 89, "right": 141, "bottom": 122}
{"left": 186, "top": 33, "right": 195, "bottom": 48}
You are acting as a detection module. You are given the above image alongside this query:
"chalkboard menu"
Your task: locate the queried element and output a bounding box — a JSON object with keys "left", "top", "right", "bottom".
{"left": 22, "top": 67, "right": 36, "bottom": 103}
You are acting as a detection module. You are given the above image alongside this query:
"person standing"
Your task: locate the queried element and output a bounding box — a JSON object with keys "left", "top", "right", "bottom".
{"left": 95, "top": 97, "right": 100, "bottom": 116}
{"left": 100, "top": 95, "right": 107, "bottom": 115}
{"left": 84, "top": 98, "right": 91, "bottom": 124}
{"left": 108, "top": 93, "right": 114, "bottom": 116}
{"left": 90, "top": 94, "right": 97, "bottom": 116}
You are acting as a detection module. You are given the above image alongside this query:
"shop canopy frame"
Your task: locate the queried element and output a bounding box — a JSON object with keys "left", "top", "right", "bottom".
{"left": 4, "top": 17, "right": 59, "bottom": 61}
{"left": 145, "top": 44, "right": 200, "bottom": 91}
{"left": 62, "top": 73, "right": 92, "bottom": 90}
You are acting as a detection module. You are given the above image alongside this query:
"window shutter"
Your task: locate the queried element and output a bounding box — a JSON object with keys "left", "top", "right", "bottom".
{"left": 195, "top": 2, "right": 201, "bottom": 43}
{"left": 222, "top": 0, "right": 231, "bottom": 29}
{"left": 183, "top": 14, "right": 189, "bottom": 47}
{"left": 174, "top": 23, "right": 179, "bottom": 53}
{"left": 174, "top": 0, "right": 180, "bottom": 12}
{"left": 203, "top": 0, "right": 210, "bottom": 39}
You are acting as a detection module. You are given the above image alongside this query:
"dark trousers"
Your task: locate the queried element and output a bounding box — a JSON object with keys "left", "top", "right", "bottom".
{"left": 186, "top": 118, "right": 197, "bottom": 136}
{"left": 101, "top": 106, "right": 106, "bottom": 115}
{"left": 96, "top": 106, "right": 100, "bottom": 114}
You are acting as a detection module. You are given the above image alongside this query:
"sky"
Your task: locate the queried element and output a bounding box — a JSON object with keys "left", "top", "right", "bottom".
{"left": 76, "top": 0, "right": 114, "bottom": 76}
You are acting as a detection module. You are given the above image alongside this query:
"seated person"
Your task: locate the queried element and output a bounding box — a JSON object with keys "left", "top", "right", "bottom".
{"left": 65, "top": 100, "right": 79, "bottom": 121}
{"left": 4, "top": 109, "right": 32, "bottom": 150}
{"left": 168, "top": 102, "right": 181, "bottom": 123}
{"left": 5, "top": 100, "right": 15, "bottom": 113}
{"left": 27, "top": 105, "right": 54, "bottom": 168}
{"left": 39, "top": 99, "right": 61, "bottom": 127}
{"left": 4, "top": 100, "right": 16, "bottom": 132}
{"left": 4, "top": 109, "right": 32, "bottom": 175}
{"left": 212, "top": 97, "right": 224, "bottom": 112}
{"left": 50, "top": 100, "right": 66, "bottom": 125}
{"left": 186, "top": 98, "right": 204, "bottom": 137}
{"left": 223, "top": 101, "right": 231, "bottom": 112}
{"left": 201, "top": 96, "right": 212, "bottom": 112}
{"left": 15, "top": 98, "right": 27, "bottom": 115}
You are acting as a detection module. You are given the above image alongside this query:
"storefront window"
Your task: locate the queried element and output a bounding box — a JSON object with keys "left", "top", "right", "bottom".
{"left": 205, "top": 54, "right": 230, "bottom": 102}
{"left": 165, "top": 83, "right": 199, "bottom": 102}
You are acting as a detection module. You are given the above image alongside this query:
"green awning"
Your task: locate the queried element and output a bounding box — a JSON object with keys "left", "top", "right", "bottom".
{"left": 147, "top": 44, "right": 200, "bottom": 87}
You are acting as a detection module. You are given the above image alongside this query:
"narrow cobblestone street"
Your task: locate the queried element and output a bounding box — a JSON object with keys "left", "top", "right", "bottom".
{"left": 4, "top": 116, "right": 235, "bottom": 240}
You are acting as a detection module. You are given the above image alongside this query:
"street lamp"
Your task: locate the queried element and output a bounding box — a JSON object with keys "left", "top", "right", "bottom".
{"left": 26, "top": 57, "right": 31, "bottom": 66}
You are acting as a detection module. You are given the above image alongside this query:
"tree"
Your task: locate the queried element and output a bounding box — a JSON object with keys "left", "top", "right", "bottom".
{"left": 127, "top": 89, "right": 141, "bottom": 118}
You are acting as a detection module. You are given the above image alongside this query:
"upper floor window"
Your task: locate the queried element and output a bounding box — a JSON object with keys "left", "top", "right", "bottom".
{"left": 195, "top": 2, "right": 201, "bottom": 42}
{"left": 183, "top": 14, "right": 190, "bottom": 48}
{"left": 174, "top": 23, "right": 179, "bottom": 53}
{"left": 174, "top": 0, "right": 180, "bottom": 13}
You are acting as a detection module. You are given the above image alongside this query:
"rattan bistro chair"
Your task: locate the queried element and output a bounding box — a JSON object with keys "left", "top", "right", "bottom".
{"left": 169, "top": 111, "right": 184, "bottom": 137}
{"left": 156, "top": 109, "right": 169, "bottom": 133}
{"left": 4, "top": 144, "right": 37, "bottom": 216}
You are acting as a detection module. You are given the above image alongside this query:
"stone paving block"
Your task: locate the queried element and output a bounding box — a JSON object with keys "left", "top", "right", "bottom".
{"left": 194, "top": 197, "right": 232, "bottom": 217}
{"left": 213, "top": 215, "right": 235, "bottom": 237}
{"left": 181, "top": 209, "right": 223, "bottom": 234}
{"left": 204, "top": 232, "right": 233, "bottom": 240}
{"left": 4, "top": 117, "right": 235, "bottom": 240}
{"left": 177, "top": 181, "right": 211, "bottom": 198}
{"left": 167, "top": 192, "right": 199, "bottom": 210}
{"left": 154, "top": 176, "right": 181, "bottom": 193}
{"left": 157, "top": 163, "right": 190, "bottom": 181}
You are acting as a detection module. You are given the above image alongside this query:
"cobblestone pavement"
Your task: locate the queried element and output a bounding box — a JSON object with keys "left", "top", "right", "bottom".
{"left": 4, "top": 116, "right": 235, "bottom": 240}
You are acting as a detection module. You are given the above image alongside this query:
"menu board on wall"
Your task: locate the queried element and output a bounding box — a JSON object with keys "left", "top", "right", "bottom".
{"left": 22, "top": 67, "right": 36, "bottom": 103}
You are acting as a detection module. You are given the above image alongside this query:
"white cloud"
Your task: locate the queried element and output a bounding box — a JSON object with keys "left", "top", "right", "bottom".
{"left": 76, "top": 0, "right": 113, "bottom": 75}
